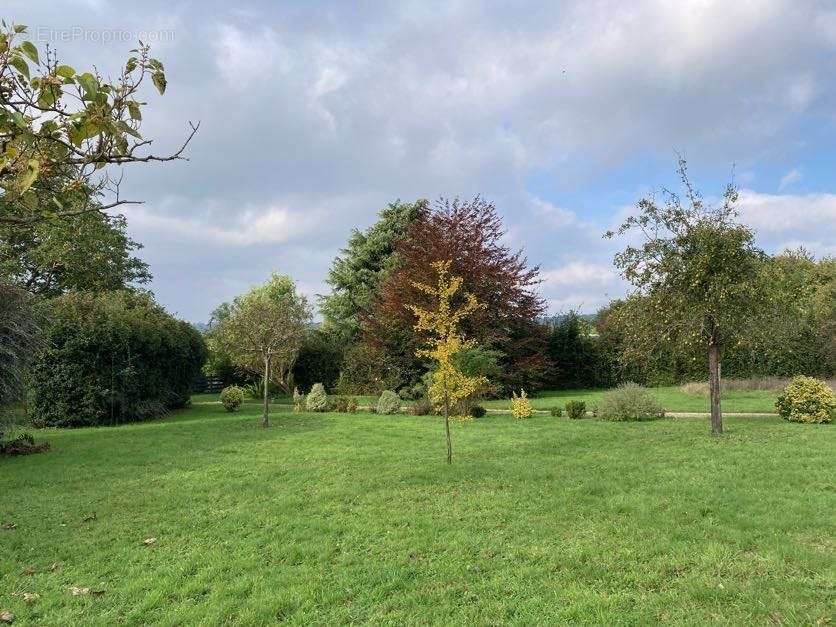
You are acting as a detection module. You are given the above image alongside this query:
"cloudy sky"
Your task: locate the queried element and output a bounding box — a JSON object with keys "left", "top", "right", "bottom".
{"left": 10, "top": 0, "right": 836, "bottom": 322}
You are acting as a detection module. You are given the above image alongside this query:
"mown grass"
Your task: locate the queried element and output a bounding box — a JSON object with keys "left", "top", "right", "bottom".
{"left": 207, "top": 385, "right": 781, "bottom": 414}
{"left": 2, "top": 402, "right": 833, "bottom": 624}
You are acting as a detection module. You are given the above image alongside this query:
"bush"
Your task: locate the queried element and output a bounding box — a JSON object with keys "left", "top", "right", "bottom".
{"left": 511, "top": 389, "right": 534, "bottom": 419}
{"left": 469, "top": 405, "right": 486, "bottom": 418}
{"left": 220, "top": 386, "right": 245, "bottom": 412}
{"left": 598, "top": 383, "right": 665, "bottom": 422}
{"left": 292, "top": 387, "right": 305, "bottom": 412}
{"left": 306, "top": 383, "right": 328, "bottom": 412}
{"left": 0, "top": 428, "right": 50, "bottom": 456}
{"left": 333, "top": 395, "right": 358, "bottom": 413}
{"left": 775, "top": 376, "right": 835, "bottom": 424}
{"left": 377, "top": 390, "right": 401, "bottom": 415}
{"left": 409, "top": 398, "right": 433, "bottom": 416}
{"left": 28, "top": 291, "right": 207, "bottom": 427}
{"left": 550, "top": 407, "right": 563, "bottom": 417}
{"left": 565, "top": 400, "right": 587, "bottom": 419}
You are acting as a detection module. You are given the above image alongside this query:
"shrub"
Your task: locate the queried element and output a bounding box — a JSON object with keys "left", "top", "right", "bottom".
{"left": 469, "top": 405, "right": 486, "bottom": 418}
{"left": 306, "top": 383, "right": 328, "bottom": 412}
{"left": 565, "top": 400, "right": 587, "bottom": 419}
{"left": 409, "top": 398, "right": 433, "bottom": 416}
{"left": 29, "top": 291, "right": 207, "bottom": 427}
{"left": 775, "top": 376, "right": 835, "bottom": 424}
{"left": 598, "top": 383, "right": 665, "bottom": 422}
{"left": 333, "top": 395, "right": 358, "bottom": 413}
{"left": 0, "top": 428, "right": 49, "bottom": 456}
{"left": 377, "top": 390, "right": 401, "bottom": 415}
{"left": 511, "top": 389, "right": 534, "bottom": 419}
{"left": 220, "top": 386, "right": 245, "bottom": 412}
{"left": 292, "top": 387, "right": 305, "bottom": 412}
{"left": 550, "top": 407, "right": 563, "bottom": 417}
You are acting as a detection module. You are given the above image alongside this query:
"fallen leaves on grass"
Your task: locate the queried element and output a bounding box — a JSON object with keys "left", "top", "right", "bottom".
{"left": 142, "top": 537, "right": 156, "bottom": 546}
{"left": 21, "top": 594, "right": 38, "bottom": 605}
{"left": 0, "top": 611, "right": 13, "bottom": 623}
{"left": 82, "top": 512, "right": 97, "bottom": 522}
{"left": 49, "top": 562, "right": 61, "bottom": 572}
{"left": 19, "top": 566, "right": 36, "bottom": 576}
{"left": 70, "top": 587, "right": 90, "bottom": 596}
{"left": 1, "top": 522, "right": 16, "bottom": 530}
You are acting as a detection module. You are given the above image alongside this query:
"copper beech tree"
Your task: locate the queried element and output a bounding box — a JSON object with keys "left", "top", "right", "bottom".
{"left": 407, "top": 260, "right": 487, "bottom": 464}
{"left": 607, "top": 159, "right": 763, "bottom": 435}
{"left": 363, "top": 196, "right": 547, "bottom": 393}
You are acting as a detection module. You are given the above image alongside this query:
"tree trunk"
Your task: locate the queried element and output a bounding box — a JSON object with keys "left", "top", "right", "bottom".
{"left": 443, "top": 395, "right": 452, "bottom": 465}
{"left": 708, "top": 338, "right": 722, "bottom": 435}
{"left": 262, "top": 357, "right": 270, "bottom": 428}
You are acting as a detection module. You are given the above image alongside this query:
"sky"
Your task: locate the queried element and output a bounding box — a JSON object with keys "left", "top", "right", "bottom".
{"left": 9, "top": 0, "right": 836, "bottom": 322}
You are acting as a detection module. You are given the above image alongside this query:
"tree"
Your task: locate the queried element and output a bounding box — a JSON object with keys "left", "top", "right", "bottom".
{"left": 0, "top": 206, "right": 150, "bottom": 296}
{"left": 0, "top": 283, "right": 41, "bottom": 405}
{"left": 0, "top": 21, "right": 197, "bottom": 226}
{"left": 214, "top": 273, "right": 311, "bottom": 427}
{"left": 363, "top": 196, "right": 547, "bottom": 394}
{"left": 292, "top": 327, "right": 343, "bottom": 393}
{"left": 320, "top": 200, "right": 425, "bottom": 343}
{"left": 545, "top": 311, "right": 615, "bottom": 389}
{"left": 606, "top": 159, "right": 764, "bottom": 435}
{"left": 407, "top": 260, "right": 487, "bottom": 464}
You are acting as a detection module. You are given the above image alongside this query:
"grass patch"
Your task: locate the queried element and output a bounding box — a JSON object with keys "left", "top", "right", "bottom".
{"left": 1, "top": 402, "right": 833, "bottom": 623}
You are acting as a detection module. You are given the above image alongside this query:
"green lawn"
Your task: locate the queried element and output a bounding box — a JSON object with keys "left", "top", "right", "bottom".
{"left": 200, "top": 385, "right": 780, "bottom": 414}
{"left": 484, "top": 386, "right": 781, "bottom": 414}
{"left": 2, "top": 403, "right": 833, "bottom": 624}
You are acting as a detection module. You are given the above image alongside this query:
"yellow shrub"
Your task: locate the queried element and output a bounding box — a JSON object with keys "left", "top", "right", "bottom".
{"left": 775, "top": 376, "right": 835, "bottom": 424}
{"left": 511, "top": 389, "right": 534, "bottom": 419}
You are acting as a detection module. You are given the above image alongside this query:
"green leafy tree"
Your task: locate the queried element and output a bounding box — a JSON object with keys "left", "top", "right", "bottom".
{"left": 606, "top": 159, "right": 764, "bottom": 435}
{"left": 214, "top": 273, "right": 311, "bottom": 427}
{"left": 0, "top": 206, "right": 149, "bottom": 296}
{"left": 320, "top": 200, "right": 425, "bottom": 343}
{"left": 0, "top": 21, "right": 197, "bottom": 226}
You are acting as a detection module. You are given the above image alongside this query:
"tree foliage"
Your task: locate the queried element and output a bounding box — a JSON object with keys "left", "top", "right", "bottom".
{"left": 212, "top": 272, "right": 311, "bottom": 427}
{"left": 0, "top": 21, "right": 197, "bottom": 226}
{"left": 28, "top": 290, "right": 206, "bottom": 427}
{"left": 0, "top": 283, "right": 41, "bottom": 404}
{"left": 364, "top": 196, "right": 547, "bottom": 394}
{"left": 606, "top": 159, "right": 764, "bottom": 434}
{"left": 0, "top": 207, "right": 149, "bottom": 296}
{"left": 407, "top": 260, "right": 487, "bottom": 464}
{"left": 320, "top": 200, "right": 425, "bottom": 343}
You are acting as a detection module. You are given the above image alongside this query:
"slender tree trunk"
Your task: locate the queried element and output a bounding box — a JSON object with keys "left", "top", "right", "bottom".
{"left": 443, "top": 395, "right": 452, "bottom": 465}
{"left": 262, "top": 357, "right": 270, "bottom": 428}
{"left": 708, "top": 337, "right": 722, "bottom": 435}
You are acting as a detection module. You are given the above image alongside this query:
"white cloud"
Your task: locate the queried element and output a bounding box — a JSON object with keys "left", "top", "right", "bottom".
{"left": 541, "top": 262, "right": 616, "bottom": 287}
{"left": 778, "top": 168, "right": 802, "bottom": 191}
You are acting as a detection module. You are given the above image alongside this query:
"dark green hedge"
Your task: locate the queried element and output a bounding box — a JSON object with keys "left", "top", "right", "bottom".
{"left": 29, "top": 290, "right": 206, "bottom": 427}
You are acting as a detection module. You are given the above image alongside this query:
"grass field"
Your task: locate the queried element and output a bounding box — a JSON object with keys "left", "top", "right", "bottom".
{"left": 200, "top": 385, "right": 782, "bottom": 414}
{"left": 2, "top": 401, "right": 833, "bottom": 624}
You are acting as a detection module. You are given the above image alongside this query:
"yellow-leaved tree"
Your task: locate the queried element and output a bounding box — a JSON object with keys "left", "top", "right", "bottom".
{"left": 406, "top": 260, "right": 487, "bottom": 464}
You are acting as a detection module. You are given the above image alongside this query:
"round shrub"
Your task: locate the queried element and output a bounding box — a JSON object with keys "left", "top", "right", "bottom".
{"left": 775, "top": 376, "right": 834, "bottom": 424}
{"left": 469, "top": 405, "right": 486, "bottom": 418}
{"left": 305, "top": 383, "right": 328, "bottom": 412}
{"left": 377, "top": 390, "right": 401, "bottom": 415}
{"left": 409, "top": 398, "right": 433, "bottom": 416}
{"left": 333, "top": 395, "right": 358, "bottom": 413}
{"left": 29, "top": 291, "right": 207, "bottom": 427}
{"left": 598, "top": 383, "right": 664, "bottom": 421}
{"left": 549, "top": 407, "right": 563, "bottom": 417}
{"left": 511, "top": 390, "right": 534, "bottom": 419}
{"left": 564, "top": 400, "right": 587, "bottom": 419}
{"left": 220, "top": 386, "right": 245, "bottom": 412}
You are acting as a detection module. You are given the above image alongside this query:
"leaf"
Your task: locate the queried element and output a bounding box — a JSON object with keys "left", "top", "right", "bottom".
{"left": 13, "top": 24, "right": 27, "bottom": 33}
{"left": 19, "top": 565, "right": 36, "bottom": 576}
{"left": 142, "top": 537, "right": 156, "bottom": 546}
{"left": 126, "top": 101, "right": 142, "bottom": 121}
{"left": 55, "top": 64, "right": 75, "bottom": 78}
{"left": 76, "top": 73, "right": 99, "bottom": 99}
{"left": 0, "top": 610, "right": 13, "bottom": 624}
{"left": 22, "top": 594, "right": 38, "bottom": 604}
{"left": 18, "top": 160, "right": 39, "bottom": 194}
{"left": 49, "top": 562, "right": 62, "bottom": 572}
{"left": 8, "top": 55, "right": 28, "bottom": 79}
{"left": 125, "top": 57, "right": 138, "bottom": 74}
{"left": 1, "top": 522, "right": 17, "bottom": 530}
{"left": 19, "top": 41, "right": 39, "bottom": 64}
{"left": 82, "top": 512, "right": 97, "bottom": 522}
{"left": 151, "top": 71, "right": 166, "bottom": 95}
{"left": 37, "top": 85, "right": 61, "bottom": 108}
{"left": 70, "top": 586, "right": 90, "bottom": 596}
